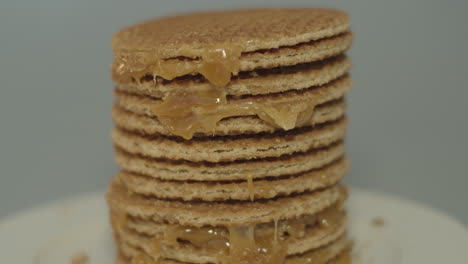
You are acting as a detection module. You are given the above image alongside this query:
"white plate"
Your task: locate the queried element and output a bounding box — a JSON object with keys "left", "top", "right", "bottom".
{"left": 1, "top": 189, "right": 468, "bottom": 263}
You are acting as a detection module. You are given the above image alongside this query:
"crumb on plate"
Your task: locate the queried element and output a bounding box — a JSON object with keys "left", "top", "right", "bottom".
{"left": 371, "top": 217, "right": 385, "bottom": 227}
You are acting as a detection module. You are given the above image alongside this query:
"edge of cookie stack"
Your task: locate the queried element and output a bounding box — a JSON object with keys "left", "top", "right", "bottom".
{"left": 107, "top": 8, "right": 354, "bottom": 264}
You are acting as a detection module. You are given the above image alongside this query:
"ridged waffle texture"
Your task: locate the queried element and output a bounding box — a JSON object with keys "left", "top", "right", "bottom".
{"left": 107, "top": 8, "right": 354, "bottom": 264}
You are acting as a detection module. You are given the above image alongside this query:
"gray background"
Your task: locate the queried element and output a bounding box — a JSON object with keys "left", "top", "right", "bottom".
{"left": 1, "top": 0, "right": 467, "bottom": 226}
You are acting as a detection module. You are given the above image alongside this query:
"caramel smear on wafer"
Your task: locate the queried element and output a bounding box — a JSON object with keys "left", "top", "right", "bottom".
{"left": 152, "top": 84, "right": 321, "bottom": 139}
{"left": 117, "top": 45, "right": 326, "bottom": 139}
{"left": 129, "top": 202, "right": 344, "bottom": 264}
{"left": 220, "top": 204, "right": 343, "bottom": 264}
{"left": 114, "top": 45, "right": 242, "bottom": 88}
{"left": 164, "top": 225, "right": 229, "bottom": 252}
{"left": 221, "top": 225, "right": 287, "bottom": 264}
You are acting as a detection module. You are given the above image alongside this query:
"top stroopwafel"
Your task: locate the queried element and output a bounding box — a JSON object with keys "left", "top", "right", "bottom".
{"left": 112, "top": 8, "right": 351, "bottom": 87}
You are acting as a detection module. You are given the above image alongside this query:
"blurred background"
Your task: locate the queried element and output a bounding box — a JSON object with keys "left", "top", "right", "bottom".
{"left": 0, "top": 0, "right": 467, "bottom": 225}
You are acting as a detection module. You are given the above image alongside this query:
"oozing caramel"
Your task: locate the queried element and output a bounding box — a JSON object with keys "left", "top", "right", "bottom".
{"left": 220, "top": 205, "right": 342, "bottom": 264}
{"left": 128, "top": 202, "right": 344, "bottom": 264}
{"left": 197, "top": 46, "right": 242, "bottom": 87}
{"left": 116, "top": 44, "right": 336, "bottom": 139}
{"left": 114, "top": 46, "right": 242, "bottom": 88}
{"left": 281, "top": 215, "right": 312, "bottom": 238}
{"left": 149, "top": 237, "right": 162, "bottom": 262}
{"left": 151, "top": 86, "right": 227, "bottom": 139}
{"left": 152, "top": 85, "right": 319, "bottom": 139}
{"left": 164, "top": 225, "right": 229, "bottom": 253}
{"left": 118, "top": 43, "right": 346, "bottom": 264}
{"left": 221, "top": 225, "right": 288, "bottom": 264}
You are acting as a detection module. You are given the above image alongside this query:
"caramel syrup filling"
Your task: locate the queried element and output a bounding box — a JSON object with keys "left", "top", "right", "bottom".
{"left": 114, "top": 46, "right": 242, "bottom": 88}
{"left": 130, "top": 203, "right": 343, "bottom": 264}
{"left": 165, "top": 225, "right": 229, "bottom": 252}
{"left": 222, "top": 225, "right": 288, "bottom": 264}
{"left": 152, "top": 85, "right": 319, "bottom": 139}
{"left": 116, "top": 46, "right": 327, "bottom": 139}
{"left": 115, "top": 45, "right": 348, "bottom": 263}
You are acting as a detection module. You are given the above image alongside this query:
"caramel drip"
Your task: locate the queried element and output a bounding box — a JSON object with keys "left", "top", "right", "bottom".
{"left": 155, "top": 223, "right": 290, "bottom": 264}
{"left": 247, "top": 175, "right": 254, "bottom": 201}
{"left": 152, "top": 85, "right": 317, "bottom": 139}
{"left": 222, "top": 225, "right": 288, "bottom": 264}
{"left": 115, "top": 46, "right": 242, "bottom": 88}
{"left": 131, "top": 203, "right": 344, "bottom": 264}
{"left": 164, "top": 225, "right": 229, "bottom": 253}
{"left": 274, "top": 219, "right": 279, "bottom": 245}
{"left": 296, "top": 104, "right": 317, "bottom": 127}
{"left": 282, "top": 206, "right": 345, "bottom": 264}
{"left": 158, "top": 213, "right": 320, "bottom": 252}
{"left": 197, "top": 46, "right": 242, "bottom": 87}
{"left": 281, "top": 216, "right": 309, "bottom": 238}
{"left": 149, "top": 237, "right": 162, "bottom": 262}
{"left": 151, "top": 86, "right": 227, "bottom": 139}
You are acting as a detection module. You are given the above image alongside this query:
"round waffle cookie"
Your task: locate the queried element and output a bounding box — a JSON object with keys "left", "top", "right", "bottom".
{"left": 115, "top": 55, "right": 352, "bottom": 98}
{"left": 112, "top": 117, "right": 347, "bottom": 163}
{"left": 113, "top": 75, "right": 351, "bottom": 138}
{"left": 107, "top": 179, "right": 346, "bottom": 227}
{"left": 112, "top": 8, "right": 351, "bottom": 86}
{"left": 117, "top": 157, "right": 349, "bottom": 201}
{"left": 112, "top": 98, "right": 347, "bottom": 137}
{"left": 114, "top": 142, "right": 345, "bottom": 181}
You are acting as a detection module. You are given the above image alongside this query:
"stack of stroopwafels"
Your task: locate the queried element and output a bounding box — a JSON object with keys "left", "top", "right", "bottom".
{"left": 107, "top": 8, "right": 353, "bottom": 264}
